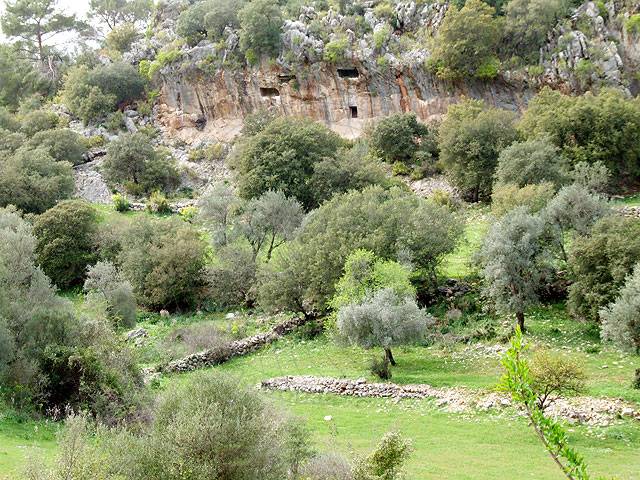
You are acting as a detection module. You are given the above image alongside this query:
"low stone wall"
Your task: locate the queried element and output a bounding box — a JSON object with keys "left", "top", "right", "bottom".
{"left": 618, "top": 206, "right": 640, "bottom": 219}
{"left": 261, "top": 375, "right": 640, "bottom": 426}
{"left": 158, "top": 315, "right": 308, "bottom": 374}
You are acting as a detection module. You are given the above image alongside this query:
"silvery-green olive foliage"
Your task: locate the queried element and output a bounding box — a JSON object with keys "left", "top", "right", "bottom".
{"left": 337, "top": 288, "right": 431, "bottom": 353}
{"left": 477, "top": 207, "right": 552, "bottom": 329}
{"left": 542, "top": 184, "right": 610, "bottom": 261}
{"left": 570, "top": 161, "right": 610, "bottom": 194}
{"left": 84, "top": 261, "right": 137, "bottom": 329}
{"left": 237, "top": 189, "right": 303, "bottom": 260}
{"left": 600, "top": 263, "right": 640, "bottom": 353}
{"left": 198, "top": 182, "right": 239, "bottom": 247}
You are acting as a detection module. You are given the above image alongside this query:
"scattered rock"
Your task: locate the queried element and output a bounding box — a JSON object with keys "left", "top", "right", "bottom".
{"left": 160, "top": 309, "right": 170, "bottom": 318}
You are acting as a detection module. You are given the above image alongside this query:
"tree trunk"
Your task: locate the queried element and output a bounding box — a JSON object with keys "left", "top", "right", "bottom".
{"left": 384, "top": 348, "right": 396, "bottom": 366}
{"left": 516, "top": 311, "right": 525, "bottom": 333}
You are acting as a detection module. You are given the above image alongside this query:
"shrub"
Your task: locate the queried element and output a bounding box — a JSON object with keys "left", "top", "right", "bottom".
{"left": 0, "top": 147, "right": 74, "bottom": 213}
{"left": 370, "top": 356, "right": 392, "bottom": 380}
{"left": 84, "top": 261, "right": 137, "bottom": 329}
{"left": 177, "top": 0, "right": 243, "bottom": 46}
{"left": 568, "top": 216, "right": 640, "bottom": 321}
{"left": 529, "top": 350, "right": 586, "bottom": 410}
{"left": 19, "top": 109, "right": 59, "bottom": 136}
{"left": 439, "top": 99, "right": 518, "bottom": 201}
{"left": 368, "top": 113, "right": 434, "bottom": 165}
{"left": 198, "top": 182, "right": 239, "bottom": 247}
{"left": 569, "top": 161, "right": 610, "bottom": 193}
{"left": 60, "top": 63, "right": 146, "bottom": 123}
{"left": 429, "top": 0, "right": 501, "bottom": 79}
{"left": 231, "top": 116, "right": 346, "bottom": 210}
{"left": 494, "top": 137, "right": 567, "bottom": 189}
{"left": 106, "top": 22, "right": 139, "bottom": 54}
{"left": 520, "top": 88, "right": 640, "bottom": 181}
{"left": 324, "top": 36, "right": 349, "bottom": 63}
{"left": 146, "top": 190, "right": 171, "bottom": 214}
{"left": 599, "top": 263, "right": 640, "bottom": 353}
{"left": 338, "top": 288, "right": 430, "bottom": 366}
{"left": 625, "top": 14, "right": 640, "bottom": 35}
{"left": 258, "top": 186, "right": 462, "bottom": 315}
{"left": 112, "top": 192, "right": 131, "bottom": 212}
{"left": 103, "top": 133, "right": 179, "bottom": 194}
{"left": 118, "top": 217, "right": 207, "bottom": 310}
{"left": 352, "top": 431, "right": 412, "bottom": 480}
{"left": 34, "top": 200, "right": 98, "bottom": 289}
{"left": 207, "top": 244, "right": 257, "bottom": 308}
{"left": 477, "top": 207, "right": 552, "bottom": 331}
{"left": 28, "top": 128, "right": 87, "bottom": 165}
{"left": 309, "top": 143, "right": 391, "bottom": 205}
{"left": 238, "top": 0, "right": 283, "bottom": 60}
{"left": 491, "top": 183, "right": 555, "bottom": 217}
{"left": 302, "top": 453, "right": 353, "bottom": 480}
{"left": 33, "top": 373, "right": 310, "bottom": 479}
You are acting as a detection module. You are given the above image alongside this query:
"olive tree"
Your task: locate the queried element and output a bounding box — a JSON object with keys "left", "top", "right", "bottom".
{"left": 237, "top": 190, "right": 303, "bottom": 260}
{"left": 337, "top": 288, "right": 430, "bottom": 366}
{"left": 198, "top": 182, "right": 239, "bottom": 247}
{"left": 600, "top": 263, "right": 640, "bottom": 353}
{"left": 478, "top": 207, "right": 552, "bottom": 331}
{"left": 542, "top": 185, "right": 610, "bottom": 262}
{"left": 84, "top": 261, "right": 136, "bottom": 329}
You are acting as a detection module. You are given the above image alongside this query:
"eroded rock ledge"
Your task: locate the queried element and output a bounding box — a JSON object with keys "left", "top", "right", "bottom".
{"left": 261, "top": 375, "right": 640, "bottom": 426}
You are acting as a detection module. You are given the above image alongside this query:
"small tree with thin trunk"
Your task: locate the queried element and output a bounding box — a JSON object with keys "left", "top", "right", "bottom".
{"left": 337, "top": 288, "right": 430, "bottom": 367}
{"left": 478, "top": 207, "right": 552, "bottom": 331}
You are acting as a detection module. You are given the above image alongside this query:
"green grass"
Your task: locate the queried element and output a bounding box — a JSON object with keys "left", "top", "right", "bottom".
{"left": 612, "top": 193, "right": 640, "bottom": 207}
{"left": 440, "top": 206, "right": 489, "bottom": 278}
{"left": 0, "top": 407, "right": 58, "bottom": 480}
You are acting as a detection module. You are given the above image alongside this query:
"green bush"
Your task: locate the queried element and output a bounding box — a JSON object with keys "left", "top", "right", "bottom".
{"left": 439, "top": 99, "right": 518, "bottom": 201}
{"left": 28, "top": 128, "right": 87, "bottom": 165}
{"left": 599, "top": 263, "right": 640, "bottom": 353}
{"left": 0, "top": 147, "right": 74, "bottom": 213}
{"left": 84, "top": 261, "right": 137, "bottom": 329}
{"left": 231, "top": 116, "right": 346, "bottom": 210}
{"left": 494, "top": 137, "right": 566, "bottom": 189}
{"left": 112, "top": 192, "right": 131, "bottom": 212}
{"left": 117, "top": 217, "right": 207, "bottom": 310}
{"left": 19, "top": 109, "right": 59, "bottom": 136}
{"left": 352, "top": 431, "right": 412, "bottom": 480}
{"left": 625, "top": 14, "right": 640, "bottom": 35}
{"left": 238, "top": 0, "right": 283, "bottom": 60}
{"left": 146, "top": 190, "right": 171, "bottom": 214}
{"left": 324, "top": 36, "right": 349, "bottom": 63}
{"left": 568, "top": 216, "right": 640, "bottom": 321}
{"left": 491, "top": 183, "right": 555, "bottom": 217}
{"left": 106, "top": 22, "right": 139, "bottom": 54}
{"left": 368, "top": 112, "right": 434, "bottom": 164}
{"left": 34, "top": 199, "right": 98, "bottom": 289}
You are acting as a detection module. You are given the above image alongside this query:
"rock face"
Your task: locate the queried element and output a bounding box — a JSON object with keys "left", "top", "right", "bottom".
{"left": 158, "top": 63, "right": 531, "bottom": 140}
{"left": 149, "top": 0, "right": 638, "bottom": 140}
{"left": 261, "top": 375, "right": 640, "bottom": 426}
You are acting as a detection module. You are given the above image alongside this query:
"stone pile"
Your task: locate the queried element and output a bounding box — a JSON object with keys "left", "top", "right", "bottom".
{"left": 618, "top": 206, "right": 640, "bottom": 219}
{"left": 261, "top": 375, "right": 640, "bottom": 426}
{"left": 158, "top": 315, "right": 309, "bottom": 374}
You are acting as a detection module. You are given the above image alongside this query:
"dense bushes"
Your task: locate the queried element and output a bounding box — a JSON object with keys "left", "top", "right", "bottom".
{"left": 258, "top": 186, "right": 462, "bottom": 315}
{"left": 567, "top": 216, "right": 640, "bottom": 322}
{"left": 103, "top": 132, "right": 179, "bottom": 194}
{"left": 84, "top": 261, "right": 137, "bottom": 329}
{"left": 231, "top": 116, "right": 347, "bottom": 210}
{"left": 31, "top": 374, "right": 310, "bottom": 480}
{"left": 439, "top": 99, "right": 518, "bottom": 201}
{"left": 177, "top": 0, "right": 244, "bottom": 46}
{"left": 34, "top": 200, "right": 98, "bottom": 289}
{"left": 0, "top": 207, "right": 141, "bottom": 419}
{"left": 61, "top": 62, "right": 146, "bottom": 123}
{"left": 117, "top": 217, "right": 208, "bottom": 310}
{"left": 0, "top": 146, "right": 74, "bottom": 213}
{"left": 238, "top": 0, "right": 283, "bottom": 62}
{"left": 520, "top": 88, "right": 640, "bottom": 181}
{"left": 28, "top": 128, "right": 87, "bottom": 165}
{"left": 494, "top": 137, "right": 566, "bottom": 189}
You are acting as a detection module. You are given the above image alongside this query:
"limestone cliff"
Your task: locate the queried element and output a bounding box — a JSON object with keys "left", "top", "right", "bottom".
{"left": 136, "top": 0, "right": 639, "bottom": 141}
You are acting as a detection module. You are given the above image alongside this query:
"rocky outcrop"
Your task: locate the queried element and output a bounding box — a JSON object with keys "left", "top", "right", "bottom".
{"left": 261, "top": 375, "right": 640, "bottom": 426}
{"left": 73, "top": 157, "right": 112, "bottom": 204}
{"left": 147, "top": 1, "right": 638, "bottom": 141}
